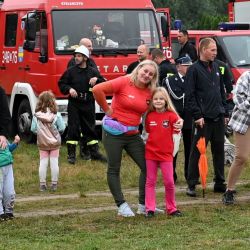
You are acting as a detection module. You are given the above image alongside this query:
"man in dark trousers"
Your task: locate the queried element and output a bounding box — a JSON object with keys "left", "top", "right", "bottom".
{"left": 185, "top": 38, "right": 228, "bottom": 197}
{"left": 151, "top": 48, "right": 177, "bottom": 85}
{"left": 67, "top": 38, "right": 100, "bottom": 160}
{"left": 126, "top": 44, "right": 149, "bottom": 74}
{"left": 163, "top": 55, "right": 193, "bottom": 183}
{"left": 0, "top": 86, "right": 11, "bottom": 149}
{"left": 178, "top": 29, "right": 198, "bottom": 62}
{"left": 58, "top": 45, "right": 106, "bottom": 164}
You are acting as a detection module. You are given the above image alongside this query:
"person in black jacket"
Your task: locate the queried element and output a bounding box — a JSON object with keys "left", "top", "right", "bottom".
{"left": 67, "top": 38, "right": 100, "bottom": 160}
{"left": 0, "top": 86, "right": 11, "bottom": 149}
{"left": 185, "top": 38, "right": 229, "bottom": 197}
{"left": 151, "top": 48, "right": 177, "bottom": 85}
{"left": 163, "top": 55, "right": 192, "bottom": 183}
{"left": 178, "top": 30, "right": 198, "bottom": 62}
{"left": 58, "top": 45, "right": 106, "bottom": 164}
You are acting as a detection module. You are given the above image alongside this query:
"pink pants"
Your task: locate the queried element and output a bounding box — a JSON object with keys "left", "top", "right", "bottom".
{"left": 145, "top": 160, "right": 177, "bottom": 214}
{"left": 39, "top": 149, "right": 60, "bottom": 184}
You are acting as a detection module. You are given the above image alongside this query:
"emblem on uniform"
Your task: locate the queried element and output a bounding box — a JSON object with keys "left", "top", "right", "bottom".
{"left": 162, "top": 120, "right": 169, "bottom": 128}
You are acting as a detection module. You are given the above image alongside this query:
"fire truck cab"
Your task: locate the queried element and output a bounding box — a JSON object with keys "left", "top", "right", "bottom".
{"left": 0, "top": 0, "right": 163, "bottom": 141}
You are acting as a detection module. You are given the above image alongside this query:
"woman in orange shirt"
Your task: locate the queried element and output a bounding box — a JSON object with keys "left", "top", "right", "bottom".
{"left": 93, "top": 60, "right": 159, "bottom": 217}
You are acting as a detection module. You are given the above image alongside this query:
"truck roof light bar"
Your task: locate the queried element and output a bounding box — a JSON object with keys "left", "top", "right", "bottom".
{"left": 219, "top": 22, "right": 250, "bottom": 31}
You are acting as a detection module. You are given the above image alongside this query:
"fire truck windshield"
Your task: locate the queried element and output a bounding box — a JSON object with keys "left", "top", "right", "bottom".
{"left": 220, "top": 35, "right": 250, "bottom": 67}
{"left": 52, "top": 10, "right": 160, "bottom": 54}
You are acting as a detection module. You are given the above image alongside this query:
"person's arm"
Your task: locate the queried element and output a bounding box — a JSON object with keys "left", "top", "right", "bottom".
{"left": 30, "top": 116, "right": 38, "bottom": 134}
{"left": 233, "top": 72, "right": 250, "bottom": 114}
{"left": 56, "top": 113, "right": 66, "bottom": 134}
{"left": 0, "top": 87, "right": 11, "bottom": 137}
{"left": 8, "top": 135, "right": 20, "bottom": 152}
{"left": 218, "top": 65, "right": 229, "bottom": 118}
{"left": 93, "top": 81, "right": 113, "bottom": 114}
{"left": 58, "top": 69, "right": 72, "bottom": 95}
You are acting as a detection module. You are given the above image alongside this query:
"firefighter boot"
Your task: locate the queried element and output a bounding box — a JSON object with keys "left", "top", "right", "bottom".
{"left": 67, "top": 144, "right": 76, "bottom": 164}
{"left": 80, "top": 140, "right": 91, "bottom": 160}
{"left": 88, "top": 144, "right": 107, "bottom": 163}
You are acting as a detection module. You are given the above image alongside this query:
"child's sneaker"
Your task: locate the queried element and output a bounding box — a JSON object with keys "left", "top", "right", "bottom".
{"left": 117, "top": 202, "right": 135, "bottom": 217}
{"left": 170, "top": 210, "right": 182, "bottom": 217}
{"left": 51, "top": 184, "right": 57, "bottom": 192}
{"left": 0, "top": 214, "right": 8, "bottom": 221}
{"left": 40, "top": 184, "right": 47, "bottom": 192}
{"left": 145, "top": 210, "right": 155, "bottom": 218}
{"left": 136, "top": 204, "right": 164, "bottom": 215}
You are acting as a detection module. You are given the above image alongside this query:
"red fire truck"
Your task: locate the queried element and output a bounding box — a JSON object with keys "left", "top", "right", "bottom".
{"left": 228, "top": 0, "right": 250, "bottom": 23}
{"left": 156, "top": 8, "right": 172, "bottom": 59}
{"left": 0, "top": 0, "right": 167, "bottom": 141}
{"left": 171, "top": 27, "right": 250, "bottom": 83}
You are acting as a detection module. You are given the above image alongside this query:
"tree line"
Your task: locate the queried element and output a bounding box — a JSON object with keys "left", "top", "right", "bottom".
{"left": 153, "top": 0, "right": 229, "bottom": 30}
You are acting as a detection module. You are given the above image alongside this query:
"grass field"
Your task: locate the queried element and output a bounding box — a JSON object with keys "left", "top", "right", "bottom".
{"left": 1, "top": 140, "right": 250, "bottom": 250}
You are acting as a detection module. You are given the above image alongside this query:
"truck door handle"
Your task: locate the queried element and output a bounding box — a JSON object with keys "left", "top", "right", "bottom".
{"left": 0, "top": 65, "right": 6, "bottom": 70}
{"left": 18, "top": 66, "right": 30, "bottom": 71}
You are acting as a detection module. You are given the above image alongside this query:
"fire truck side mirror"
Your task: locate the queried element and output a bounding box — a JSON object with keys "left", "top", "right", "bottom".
{"left": 23, "top": 17, "right": 37, "bottom": 51}
{"left": 161, "top": 15, "right": 169, "bottom": 39}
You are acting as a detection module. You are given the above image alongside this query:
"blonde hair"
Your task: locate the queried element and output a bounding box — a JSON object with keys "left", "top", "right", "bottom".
{"left": 199, "top": 37, "right": 215, "bottom": 53}
{"left": 148, "top": 87, "right": 178, "bottom": 114}
{"left": 130, "top": 59, "right": 159, "bottom": 91}
{"left": 35, "top": 91, "right": 58, "bottom": 114}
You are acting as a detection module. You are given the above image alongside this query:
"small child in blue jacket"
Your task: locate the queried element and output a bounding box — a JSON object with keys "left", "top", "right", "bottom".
{"left": 0, "top": 135, "right": 20, "bottom": 221}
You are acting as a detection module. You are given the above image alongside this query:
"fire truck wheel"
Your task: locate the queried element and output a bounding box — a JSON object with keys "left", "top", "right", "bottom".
{"left": 17, "top": 99, "right": 35, "bottom": 143}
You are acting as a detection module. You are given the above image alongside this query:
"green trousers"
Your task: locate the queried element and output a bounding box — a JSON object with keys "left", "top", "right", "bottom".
{"left": 102, "top": 129, "right": 146, "bottom": 206}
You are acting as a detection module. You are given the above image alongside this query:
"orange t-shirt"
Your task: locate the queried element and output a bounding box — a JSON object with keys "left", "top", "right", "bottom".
{"left": 93, "top": 76, "right": 151, "bottom": 126}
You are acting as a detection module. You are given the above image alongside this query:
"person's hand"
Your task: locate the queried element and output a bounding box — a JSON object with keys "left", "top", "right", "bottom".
{"left": 14, "top": 135, "right": 20, "bottom": 144}
{"left": 225, "top": 117, "right": 229, "bottom": 125}
{"left": 106, "top": 108, "right": 113, "bottom": 116}
{"left": 174, "top": 118, "right": 183, "bottom": 132}
{"left": 0, "top": 135, "right": 8, "bottom": 149}
{"left": 195, "top": 118, "right": 205, "bottom": 128}
{"left": 69, "top": 88, "right": 77, "bottom": 98}
{"left": 89, "top": 77, "right": 98, "bottom": 86}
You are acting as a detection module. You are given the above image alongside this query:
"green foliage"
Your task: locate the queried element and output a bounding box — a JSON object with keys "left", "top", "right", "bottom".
{"left": 153, "top": 0, "right": 229, "bottom": 29}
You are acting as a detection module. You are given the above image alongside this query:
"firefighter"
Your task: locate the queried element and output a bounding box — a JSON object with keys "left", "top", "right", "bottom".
{"left": 58, "top": 45, "right": 107, "bottom": 164}
{"left": 67, "top": 38, "right": 100, "bottom": 160}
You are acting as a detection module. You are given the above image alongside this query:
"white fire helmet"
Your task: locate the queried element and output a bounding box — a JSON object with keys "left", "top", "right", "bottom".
{"left": 74, "top": 45, "right": 89, "bottom": 58}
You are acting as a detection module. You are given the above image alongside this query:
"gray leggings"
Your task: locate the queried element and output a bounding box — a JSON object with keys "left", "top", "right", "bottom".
{"left": 102, "top": 129, "right": 146, "bottom": 206}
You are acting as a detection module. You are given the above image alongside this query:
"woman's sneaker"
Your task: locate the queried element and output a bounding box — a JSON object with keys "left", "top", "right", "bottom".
{"left": 222, "top": 190, "right": 235, "bottom": 205}
{"left": 117, "top": 202, "right": 135, "bottom": 217}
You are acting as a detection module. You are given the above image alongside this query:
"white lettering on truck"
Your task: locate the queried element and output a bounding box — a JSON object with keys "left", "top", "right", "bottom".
{"left": 2, "top": 50, "right": 18, "bottom": 64}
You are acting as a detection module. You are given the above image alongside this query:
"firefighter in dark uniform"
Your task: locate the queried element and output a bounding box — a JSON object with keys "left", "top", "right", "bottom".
{"left": 66, "top": 38, "right": 101, "bottom": 159}
{"left": 185, "top": 38, "right": 229, "bottom": 197}
{"left": 58, "top": 45, "right": 107, "bottom": 164}
{"left": 163, "top": 55, "right": 193, "bottom": 182}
